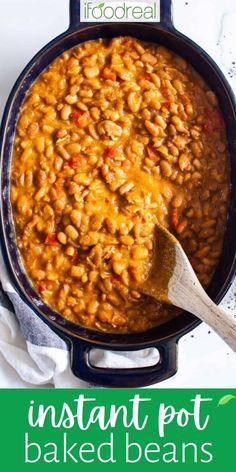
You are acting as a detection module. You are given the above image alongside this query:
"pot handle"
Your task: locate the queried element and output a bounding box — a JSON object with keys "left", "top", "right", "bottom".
{"left": 69, "top": 0, "right": 173, "bottom": 29}
{"left": 69, "top": 0, "right": 81, "bottom": 28}
{"left": 70, "top": 340, "right": 178, "bottom": 387}
{"left": 160, "top": 0, "right": 173, "bottom": 27}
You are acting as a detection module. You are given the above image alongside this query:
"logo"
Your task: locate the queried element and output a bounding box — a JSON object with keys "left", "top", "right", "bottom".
{"left": 81, "top": 0, "right": 160, "bottom": 23}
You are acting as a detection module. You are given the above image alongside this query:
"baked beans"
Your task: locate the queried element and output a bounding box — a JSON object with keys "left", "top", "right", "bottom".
{"left": 10, "top": 37, "right": 229, "bottom": 333}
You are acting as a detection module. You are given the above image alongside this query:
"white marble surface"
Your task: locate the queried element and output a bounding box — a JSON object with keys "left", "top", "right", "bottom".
{"left": 0, "top": 0, "right": 236, "bottom": 387}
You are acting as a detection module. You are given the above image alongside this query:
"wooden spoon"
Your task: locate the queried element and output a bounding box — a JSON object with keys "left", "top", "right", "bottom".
{"left": 141, "top": 224, "right": 236, "bottom": 352}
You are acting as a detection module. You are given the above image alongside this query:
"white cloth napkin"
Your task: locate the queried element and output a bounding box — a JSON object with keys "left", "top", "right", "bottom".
{"left": 0, "top": 251, "right": 159, "bottom": 388}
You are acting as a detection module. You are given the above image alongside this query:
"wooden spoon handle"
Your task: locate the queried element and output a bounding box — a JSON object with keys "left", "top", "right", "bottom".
{"left": 168, "top": 244, "right": 236, "bottom": 352}
{"left": 170, "top": 283, "right": 236, "bottom": 352}
{"left": 188, "top": 296, "right": 236, "bottom": 352}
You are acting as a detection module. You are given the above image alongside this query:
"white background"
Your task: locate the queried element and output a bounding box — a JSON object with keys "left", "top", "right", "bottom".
{"left": 0, "top": 0, "right": 236, "bottom": 387}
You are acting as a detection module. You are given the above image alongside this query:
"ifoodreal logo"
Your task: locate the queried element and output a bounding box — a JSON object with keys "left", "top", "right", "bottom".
{"left": 80, "top": 0, "right": 160, "bottom": 23}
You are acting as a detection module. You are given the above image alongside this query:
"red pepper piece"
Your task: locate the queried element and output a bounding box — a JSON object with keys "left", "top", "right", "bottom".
{"left": 101, "top": 67, "right": 117, "bottom": 81}
{"left": 122, "top": 37, "right": 135, "bottom": 47}
{"left": 118, "top": 36, "right": 135, "bottom": 47}
{"left": 170, "top": 209, "right": 179, "bottom": 230}
{"left": 67, "top": 255, "right": 76, "bottom": 263}
{"left": 110, "top": 276, "right": 120, "bottom": 284}
{"left": 139, "top": 73, "right": 152, "bottom": 81}
{"left": 68, "top": 154, "right": 81, "bottom": 168}
{"left": 37, "top": 282, "right": 46, "bottom": 293}
{"left": 146, "top": 145, "right": 160, "bottom": 163}
{"left": 44, "top": 233, "right": 58, "bottom": 245}
{"left": 104, "top": 146, "right": 117, "bottom": 158}
{"left": 162, "top": 101, "right": 171, "bottom": 109}
{"left": 70, "top": 111, "right": 80, "bottom": 120}
{"left": 161, "top": 87, "right": 171, "bottom": 99}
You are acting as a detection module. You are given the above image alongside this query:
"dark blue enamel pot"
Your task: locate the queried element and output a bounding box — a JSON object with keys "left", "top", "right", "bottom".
{"left": 1, "top": 0, "right": 236, "bottom": 387}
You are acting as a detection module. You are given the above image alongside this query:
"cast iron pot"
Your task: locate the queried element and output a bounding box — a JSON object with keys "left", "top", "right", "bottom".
{"left": 1, "top": 0, "right": 236, "bottom": 387}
